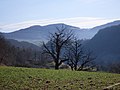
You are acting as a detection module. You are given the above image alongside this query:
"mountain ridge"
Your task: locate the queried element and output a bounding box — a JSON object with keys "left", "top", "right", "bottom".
{"left": 3, "top": 23, "right": 87, "bottom": 45}
{"left": 84, "top": 24, "right": 120, "bottom": 66}
{"left": 3, "top": 20, "right": 120, "bottom": 45}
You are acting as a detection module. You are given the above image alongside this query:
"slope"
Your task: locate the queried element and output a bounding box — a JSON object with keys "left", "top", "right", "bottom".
{"left": 85, "top": 25, "right": 120, "bottom": 65}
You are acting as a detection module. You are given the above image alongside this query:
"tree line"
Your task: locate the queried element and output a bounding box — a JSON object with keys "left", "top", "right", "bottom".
{"left": 0, "top": 33, "right": 50, "bottom": 67}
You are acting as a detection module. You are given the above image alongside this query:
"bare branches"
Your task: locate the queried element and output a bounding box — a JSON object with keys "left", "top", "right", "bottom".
{"left": 65, "top": 39, "right": 96, "bottom": 71}
{"left": 43, "top": 42, "right": 56, "bottom": 61}
{"left": 43, "top": 25, "right": 96, "bottom": 70}
{"left": 64, "top": 39, "right": 83, "bottom": 70}
{"left": 43, "top": 25, "right": 73, "bottom": 69}
{"left": 78, "top": 50, "right": 96, "bottom": 71}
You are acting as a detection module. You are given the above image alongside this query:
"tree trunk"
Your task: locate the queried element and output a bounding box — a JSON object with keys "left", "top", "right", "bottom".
{"left": 55, "top": 61, "right": 59, "bottom": 70}
{"left": 55, "top": 64, "right": 59, "bottom": 70}
{"left": 71, "top": 67, "right": 73, "bottom": 71}
{"left": 74, "top": 66, "right": 77, "bottom": 71}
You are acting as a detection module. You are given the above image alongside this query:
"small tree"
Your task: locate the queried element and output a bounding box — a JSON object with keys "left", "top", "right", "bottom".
{"left": 65, "top": 39, "right": 83, "bottom": 70}
{"left": 65, "top": 39, "right": 96, "bottom": 71}
{"left": 43, "top": 25, "right": 73, "bottom": 69}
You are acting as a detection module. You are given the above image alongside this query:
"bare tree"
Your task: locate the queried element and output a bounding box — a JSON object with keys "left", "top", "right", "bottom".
{"left": 65, "top": 39, "right": 96, "bottom": 71}
{"left": 43, "top": 25, "right": 73, "bottom": 69}
{"left": 65, "top": 39, "right": 83, "bottom": 70}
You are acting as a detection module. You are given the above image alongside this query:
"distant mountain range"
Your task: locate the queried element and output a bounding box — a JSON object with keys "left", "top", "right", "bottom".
{"left": 3, "top": 24, "right": 87, "bottom": 45}
{"left": 3, "top": 20, "right": 120, "bottom": 45}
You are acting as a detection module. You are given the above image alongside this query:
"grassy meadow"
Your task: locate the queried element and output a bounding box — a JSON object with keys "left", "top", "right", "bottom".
{"left": 0, "top": 66, "right": 120, "bottom": 90}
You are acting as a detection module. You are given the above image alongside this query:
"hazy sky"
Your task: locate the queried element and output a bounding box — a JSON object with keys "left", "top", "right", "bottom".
{"left": 0, "top": 0, "right": 120, "bottom": 32}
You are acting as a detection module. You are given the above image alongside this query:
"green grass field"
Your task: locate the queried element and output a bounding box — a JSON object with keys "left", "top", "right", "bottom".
{"left": 0, "top": 66, "right": 120, "bottom": 90}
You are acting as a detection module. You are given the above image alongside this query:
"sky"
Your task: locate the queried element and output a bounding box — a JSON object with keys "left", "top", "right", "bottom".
{"left": 0, "top": 0, "right": 120, "bottom": 32}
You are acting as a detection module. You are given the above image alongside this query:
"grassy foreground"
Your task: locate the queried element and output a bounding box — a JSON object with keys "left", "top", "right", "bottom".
{"left": 0, "top": 66, "right": 120, "bottom": 90}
